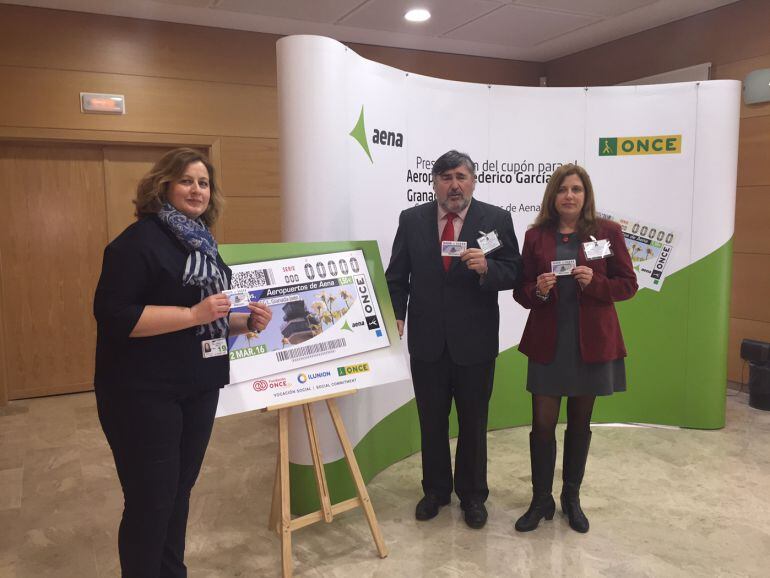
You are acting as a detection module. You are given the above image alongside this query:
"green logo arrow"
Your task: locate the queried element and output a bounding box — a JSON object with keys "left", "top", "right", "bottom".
{"left": 349, "top": 105, "right": 373, "bottom": 163}
{"left": 599, "top": 137, "right": 617, "bottom": 156}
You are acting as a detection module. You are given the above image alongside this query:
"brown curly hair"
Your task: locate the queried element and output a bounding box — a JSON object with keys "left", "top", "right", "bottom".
{"left": 532, "top": 163, "right": 598, "bottom": 238}
{"left": 134, "top": 148, "right": 223, "bottom": 226}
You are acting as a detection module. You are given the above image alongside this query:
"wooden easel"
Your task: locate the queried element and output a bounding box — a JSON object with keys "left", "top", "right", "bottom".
{"left": 266, "top": 389, "right": 388, "bottom": 577}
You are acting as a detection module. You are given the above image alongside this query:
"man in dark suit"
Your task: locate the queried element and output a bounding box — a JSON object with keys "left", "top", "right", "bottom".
{"left": 386, "top": 150, "right": 521, "bottom": 529}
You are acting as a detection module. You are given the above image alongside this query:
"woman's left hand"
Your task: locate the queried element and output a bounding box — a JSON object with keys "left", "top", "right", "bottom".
{"left": 572, "top": 265, "right": 593, "bottom": 289}
{"left": 247, "top": 302, "right": 272, "bottom": 332}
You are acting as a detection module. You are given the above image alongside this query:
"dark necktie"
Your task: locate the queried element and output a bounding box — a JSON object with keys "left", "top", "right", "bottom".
{"left": 441, "top": 213, "right": 458, "bottom": 271}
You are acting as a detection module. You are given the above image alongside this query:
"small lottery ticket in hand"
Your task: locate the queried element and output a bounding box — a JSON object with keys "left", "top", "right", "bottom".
{"left": 551, "top": 259, "right": 576, "bottom": 276}
{"left": 224, "top": 289, "right": 251, "bottom": 309}
{"left": 441, "top": 241, "right": 467, "bottom": 257}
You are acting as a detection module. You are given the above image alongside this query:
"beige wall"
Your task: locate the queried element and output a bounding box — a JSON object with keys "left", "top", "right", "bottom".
{"left": 546, "top": 0, "right": 770, "bottom": 384}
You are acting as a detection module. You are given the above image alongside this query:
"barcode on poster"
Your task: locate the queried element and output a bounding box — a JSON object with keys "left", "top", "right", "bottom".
{"left": 275, "top": 338, "right": 347, "bottom": 363}
{"left": 231, "top": 268, "right": 275, "bottom": 289}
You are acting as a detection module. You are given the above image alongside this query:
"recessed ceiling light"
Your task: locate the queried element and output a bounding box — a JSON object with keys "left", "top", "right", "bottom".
{"left": 404, "top": 8, "right": 431, "bottom": 23}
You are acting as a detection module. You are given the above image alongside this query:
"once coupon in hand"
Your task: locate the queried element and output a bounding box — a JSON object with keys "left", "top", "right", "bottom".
{"left": 225, "top": 290, "right": 250, "bottom": 309}
{"left": 551, "top": 259, "right": 576, "bottom": 276}
{"left": 441, "top": 241, "right": 467, "bottom": 257}
{"left": 225, "top": 250, "right": 391, "bottom": 384}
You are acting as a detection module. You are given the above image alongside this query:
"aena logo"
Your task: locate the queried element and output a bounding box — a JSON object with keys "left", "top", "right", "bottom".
{"left": 349, "top": 105, "right": 404, "bottom": 163}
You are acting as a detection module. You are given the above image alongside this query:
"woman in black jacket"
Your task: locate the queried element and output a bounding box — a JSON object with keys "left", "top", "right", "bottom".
{"left": 93, "top": 148, "right": 271, "bottom": 578}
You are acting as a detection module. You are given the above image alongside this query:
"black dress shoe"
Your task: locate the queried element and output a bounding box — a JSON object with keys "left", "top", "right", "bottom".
{"left": 461, "top": 501, "right": 488, "bottom": 529}
{"left": 415, "top": 494, "right": 450, "bottom": 521}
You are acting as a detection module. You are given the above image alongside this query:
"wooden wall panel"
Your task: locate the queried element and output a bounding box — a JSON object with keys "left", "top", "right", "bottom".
{"left": 0, "top": 143, "right": 107, "bottom": 399}
{"left": 545, "top": 0, "right": 770, "bottom": 86}
{"left": 0, "top": 252, "right": 7, "bottom": 405}
{"left": 728, "top": 318, "right": 770, "bottom": 382}
{"left": 731, "top": 253, "right": 770, "bottom": 324}
{"left": 0, "top": 66, "right": 277, "bottom": 139}
{"left": 220, "top": 137, "right": 280, "bottom": 196}
{"left": 714, "top": 53, "right": 770, "bottom": 119}
{"left": 219, "top": 197, "right": 281, "bottom": 244}
{"left": 103, "top": 146, "right": 177, "bottom": 241}
{"left": 734, "top": 186, "right": 770, "bottom": 255}
{"left": 0, "top": 4, "right": 278, "bottom": 87}
{"left": 349, "top": 42, "right": 544, "bottom": 85}
{"left": 737, "top": 115, "right": 770, "bottom": 187}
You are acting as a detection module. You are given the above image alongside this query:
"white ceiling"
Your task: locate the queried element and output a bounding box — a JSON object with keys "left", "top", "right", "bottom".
{"left": 4, "top": 0, "right": 740, "bottom": 61}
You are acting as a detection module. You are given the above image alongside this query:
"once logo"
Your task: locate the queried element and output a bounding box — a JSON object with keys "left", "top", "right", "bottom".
{"left": 354, "top": 275, "right": 375, "bottom": 317}
{"left": 253, "top": 379, "right": 269, "bottom": 392}
{"left": 337, "top": 363, "right": 370, "bottom": 376}
{"left": 269, "top": 378, "right": 291, "bottom": 388}
{"left": 599, "top": 135, "right": 682, "bottom": 156}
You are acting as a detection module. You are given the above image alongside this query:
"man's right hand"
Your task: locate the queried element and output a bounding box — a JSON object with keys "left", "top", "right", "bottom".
{"left": 396, "top": 319, "right": 404, "bottom": 338}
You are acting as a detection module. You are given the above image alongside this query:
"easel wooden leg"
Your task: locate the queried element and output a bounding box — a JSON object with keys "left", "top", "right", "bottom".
{"left": 326, "top": 398, "right": 389, "bottom": 558}
{"left": 268, "top": 454, "right": 280, "bottom": 533}
{"left": 303, "top": 403, "right": 333, "bottom": 523}
{"left": 264, "top": 389, "right": 388, "bottom": 576}
{"left": 278, "top": 407, "right": 293, "bottom": 578}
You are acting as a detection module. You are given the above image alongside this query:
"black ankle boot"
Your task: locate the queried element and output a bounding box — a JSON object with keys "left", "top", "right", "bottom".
{"left": 560, "top": 429, "right": 592, "bottom": 533}
{"left": 515, "top": 433, "right": 556, "bottom": 532}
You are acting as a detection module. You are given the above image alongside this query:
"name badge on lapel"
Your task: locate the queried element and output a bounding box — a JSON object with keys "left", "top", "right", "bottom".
{"left": 582, "top": 236, "right": 612, "bottom": 260}
{"left": 202, "top": 338, "right": 228, "bottom": 358}
{"left": 477, "top": 230, "right": 502, "bottom": 255}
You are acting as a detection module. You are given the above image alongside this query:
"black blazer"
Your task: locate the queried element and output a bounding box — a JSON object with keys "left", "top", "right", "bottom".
{"left": 386, "top": 199, "right": 522, "bottom": 366}
{"left": 93, "top": 215, "right": 232, "bottom": 393}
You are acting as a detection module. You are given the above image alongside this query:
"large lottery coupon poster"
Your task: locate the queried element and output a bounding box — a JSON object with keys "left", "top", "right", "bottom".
{"left": 215, "top": 245, "right": 408, "bottom": 416}
{"left": 225, "top": 249, "right": 390, "bottom": 384}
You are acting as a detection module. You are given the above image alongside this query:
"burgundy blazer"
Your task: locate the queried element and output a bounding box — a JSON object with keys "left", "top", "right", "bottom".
{"left": 514, "top": 219, "right": 638, "bottom": 364}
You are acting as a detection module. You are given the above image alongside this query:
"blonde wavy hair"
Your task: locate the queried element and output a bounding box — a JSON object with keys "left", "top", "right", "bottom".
{"left": 134, "top": 148, "right": 223, "bottom": 227}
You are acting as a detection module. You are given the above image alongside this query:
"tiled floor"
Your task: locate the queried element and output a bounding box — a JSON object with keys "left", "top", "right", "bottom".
{"left": 1, "top": 390, "right": 769, "bottom": 577}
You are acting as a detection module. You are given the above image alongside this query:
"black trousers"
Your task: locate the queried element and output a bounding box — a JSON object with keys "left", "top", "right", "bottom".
{"left": 96, "top": 386, "right": 219, "bottom": 578}
{"left": 410, "top": 347, "right": 495, "bottom": 505}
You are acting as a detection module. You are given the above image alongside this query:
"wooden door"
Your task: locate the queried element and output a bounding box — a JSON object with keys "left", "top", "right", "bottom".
{"left": 0, "top": 143, "right": 108, "bottom": 399}
{"left": 103, "top": 145, "right": 174, "bottom": 241}
{"left": 0, "top": 142, "right": 178, "bottom": 400}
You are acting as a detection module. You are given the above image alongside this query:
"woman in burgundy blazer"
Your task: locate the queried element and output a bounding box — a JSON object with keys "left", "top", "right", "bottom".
{"left": 512, "top": 164, "right": 637, "bottom": 534}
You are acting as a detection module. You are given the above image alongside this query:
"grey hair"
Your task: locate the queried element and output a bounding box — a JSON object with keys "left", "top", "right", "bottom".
{"left": 431, "top": 150, "right": 476, "bottom": 177}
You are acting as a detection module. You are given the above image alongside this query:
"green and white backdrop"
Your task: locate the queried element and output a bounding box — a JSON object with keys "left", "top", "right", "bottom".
{"left": 262, "top": 35, "right": 740, "bottom": 513}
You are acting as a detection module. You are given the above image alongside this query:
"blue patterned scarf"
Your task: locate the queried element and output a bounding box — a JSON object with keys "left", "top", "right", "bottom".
{"left": 157, "top": 203, "right": 229, "bottom": 338}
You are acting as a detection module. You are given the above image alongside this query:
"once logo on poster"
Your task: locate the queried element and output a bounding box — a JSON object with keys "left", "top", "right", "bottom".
{"left": 252, "top": 379, "right": 269, "bottom": 391}
{"left": 599, "top": 135, "right": 682, "bottom": 156}
{"left": 337, "top": 363, "right": 370, "bottom": 376}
